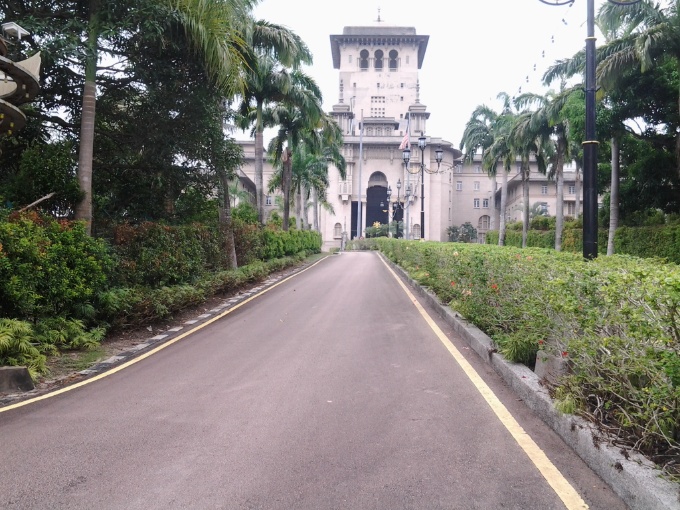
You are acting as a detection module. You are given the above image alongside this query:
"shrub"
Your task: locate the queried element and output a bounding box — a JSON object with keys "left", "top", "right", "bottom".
{"left": 0, "top": 318, "right": 45, "bottom": 378}
{"left": 0, "top": 213, "right": 113, "bottom": 321}
{"left": 112, "top": 222, "right": 227, "bottom": 286}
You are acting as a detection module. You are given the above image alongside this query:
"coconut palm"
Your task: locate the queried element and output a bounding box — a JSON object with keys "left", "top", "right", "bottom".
{"left": 508, "top": 103, "right": 552, "bottom": 249}
{"left": 265, "top": 101, "right": 340, "bottom": 230}
{"left": 514, "top": 87, "right": 576, "bottom": 251}
{"left": 268, "top": 143, "right": 345, "bottom": 232}
{"left": 236, "top": 22, "right": 313, "bottom": 224}
{"left": 461, "top": 92, "right": 520, "bottom": 246}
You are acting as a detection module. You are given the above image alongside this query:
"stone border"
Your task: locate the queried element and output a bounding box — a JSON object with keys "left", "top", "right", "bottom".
{"left": 383, "top": 254, "right": 680, "bottom": 510}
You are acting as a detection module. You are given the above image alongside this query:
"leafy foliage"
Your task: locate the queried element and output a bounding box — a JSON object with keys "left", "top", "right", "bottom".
{"left": 0, "top": 213, "right": 113, "bottom": 320}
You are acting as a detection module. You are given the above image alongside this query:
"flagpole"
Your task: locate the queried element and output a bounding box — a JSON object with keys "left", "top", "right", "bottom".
{"left": 356, "top": 110, "right": 364, "bottom": 239}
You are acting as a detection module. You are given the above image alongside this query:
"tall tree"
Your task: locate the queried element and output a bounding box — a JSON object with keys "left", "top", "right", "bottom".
{"left": 460, "top": 93, "right": 521, "bottom": 244}
{"left": 236, "top": 22, "right": 313, "bottom": 225}
{"left": 72, "top": 0, "right": 255, "bottom": 233}
{"left": 264, "top": 84, "right": 334, "bottom": 230}
{"left": 268, "top": 142, "right": 346, "bottom": 232}
{"left": 462, "top": 93, "right": 519, "bottom": 246}
{"left": 514, "top": 88, "right": 575, "bottom": 251}
{"left": 509, "top": 101, "right": 552, "bottom": 249}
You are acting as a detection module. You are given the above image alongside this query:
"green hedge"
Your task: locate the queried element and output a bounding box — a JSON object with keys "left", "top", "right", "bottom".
{"left": 0, "top": 213, "right": 113, "bottom": 320}
{"left": 487, "top": 224, "right": 680, "bottom": 264}
{"left": 0, "top": 213, "right": 322, "bottom": 378}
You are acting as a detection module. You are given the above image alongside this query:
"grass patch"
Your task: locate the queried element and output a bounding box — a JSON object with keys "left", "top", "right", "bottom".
{"left": 45, "top": 347, "right": 107, "bottom": 375}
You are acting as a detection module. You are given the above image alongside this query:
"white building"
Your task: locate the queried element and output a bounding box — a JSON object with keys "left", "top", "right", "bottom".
{"left": 238, "top": 21, "right": 586, "bottom": 250}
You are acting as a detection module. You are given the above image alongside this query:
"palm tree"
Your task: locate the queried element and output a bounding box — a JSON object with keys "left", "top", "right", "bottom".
{"left": 514, "top": 88, "right": 576, "bottom": 251}
{"left": 459, "top": 94, "right": 517, "bottom": 245}
{"left": 279, "top": 143, "right": 346, "bottom": 232}
{"left": 236, "top": 22, "right": 313, "bottom": 224}
{"left": 265, "top": 100, "right": 340, "bottom": 230}
{"left": 509, "top": 104, "right": 552, "bottom": 249}
{"left": 74, "top": 0, "right": 100, "bottom": 235}
{"left": 545, "top": 1, "right": 680, "bottom": 169}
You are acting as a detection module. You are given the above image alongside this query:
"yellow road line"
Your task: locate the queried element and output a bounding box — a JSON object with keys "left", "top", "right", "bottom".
{"left": 380, "top": 256, "right": 588, "bottom": 510}
{"left": 1, "top": 257, "right": 329, "bottom": 414}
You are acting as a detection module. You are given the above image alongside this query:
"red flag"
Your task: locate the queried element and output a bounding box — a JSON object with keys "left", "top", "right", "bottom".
{"left": 398, "top": 112, "right": 410, "bottom": 149}
{"left": 399, "top": 131, "right": 409, "bottom": 150}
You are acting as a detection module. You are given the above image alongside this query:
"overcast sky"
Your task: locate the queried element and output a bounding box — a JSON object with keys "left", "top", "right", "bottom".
{"left": 249, "top": 0, "right": 615, "bottom": 150}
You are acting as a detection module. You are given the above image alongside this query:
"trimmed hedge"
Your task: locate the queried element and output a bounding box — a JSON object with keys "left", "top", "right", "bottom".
{"left": 487, "top": 224, "right": 680, "bottom": 264}
{"left": 0, "top": 213, "right": 113, "bottom": 321}
{"left": 0, "top": 213, "right": 322, "bottom": 378}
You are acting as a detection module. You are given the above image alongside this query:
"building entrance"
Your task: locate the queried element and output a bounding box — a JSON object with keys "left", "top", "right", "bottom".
{"left": 366, "top": 185, "right": 389, "bottom": 229}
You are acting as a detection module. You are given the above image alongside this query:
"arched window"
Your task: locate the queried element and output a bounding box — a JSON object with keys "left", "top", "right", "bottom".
{"left": 334, "top": 223, "right": 342, "bottom": 238}
{"left": 374, "top": 50, "right": 384, "bottom": 70}
{"left": 478, "top": 215, "right": 491, "bottom": 230}
{"left": 389, "top": 50, "right": 398, "bottom": 70}
{"left": 359, "top": 49, "right": 369, "bottom": 70}
{"left": 368, "top": 172, "right": 387, "bottom": 186}
{"left": 412, "top": 224, "right": 421, "bottom": 239}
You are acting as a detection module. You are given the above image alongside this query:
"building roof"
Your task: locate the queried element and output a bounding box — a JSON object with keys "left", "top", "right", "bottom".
{"left": 330, "top": 26, "right": 429, "bottom": 69}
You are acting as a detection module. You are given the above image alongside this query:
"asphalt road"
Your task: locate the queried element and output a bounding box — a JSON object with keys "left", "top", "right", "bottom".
{"left": 0, "top": 252, "right": 627, "bottom": 509}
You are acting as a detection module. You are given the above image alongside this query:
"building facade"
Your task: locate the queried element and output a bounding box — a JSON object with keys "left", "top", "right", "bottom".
{"left": 237, "top": 21, "right": 587, "bottom": 250}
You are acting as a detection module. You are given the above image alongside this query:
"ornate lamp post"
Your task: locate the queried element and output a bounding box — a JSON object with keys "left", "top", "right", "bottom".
{"left": 539, "top": 0, "right": 641, "bottom": 259}
{"left": 386, "top": 184, "right": 392, "bottom": 236}
{"left": 402, "top": 135, "right": 443, "bottom": 240}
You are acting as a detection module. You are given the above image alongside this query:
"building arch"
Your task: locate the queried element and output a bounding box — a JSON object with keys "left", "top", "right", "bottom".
{"left": 374, "top": 49, "right": 384, "bottom": 70}
{"left": 359, "top": 49, "right": 369, "bottom": 70}
{"left": 368, "top": 171, "right": 387, "bottom": 187}
{"left": 478, "top": 215, "right": 490, "bottom": 230}
{"left": 334, "top": 222, "right": 342, "bottom": 238}
{"left": 366, "top": 171, "right": 389, "bottom": 228}
{"left": 389, "top": 50, "right": 398, "bottom": 70}
{"left": 412, "top": 224, "right": 421, "bottom": 239}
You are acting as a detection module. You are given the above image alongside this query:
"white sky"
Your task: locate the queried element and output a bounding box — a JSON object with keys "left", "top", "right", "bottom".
{"left": 251, "top": 0, "right": 613, "bottom": 149}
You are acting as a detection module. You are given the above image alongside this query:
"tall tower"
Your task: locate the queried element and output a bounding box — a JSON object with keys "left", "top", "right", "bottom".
{"left": 322, "top": 22, "right": 461, "bottom": 246}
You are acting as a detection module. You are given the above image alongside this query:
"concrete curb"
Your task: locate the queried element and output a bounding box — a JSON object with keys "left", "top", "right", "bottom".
{"left": 384, "top": 254, "right": 680, "bottom": 510}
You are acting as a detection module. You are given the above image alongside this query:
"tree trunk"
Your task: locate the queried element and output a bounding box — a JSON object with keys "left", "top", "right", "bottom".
{"left": 255, "top": 104, "right": 265, "bottom": 224}
{"left": 301, "top": 184, "right": 309, "bottom": 229}
{"left": 575, "top": 164, "right": 581, "bottom": 220}
{"left": 490, "top": 174, "right": 498, "bottom": 231}
{"left": 75, "top": 0, "right": 100, "bottom": 235}
{"left": 218, "top": 172, "right": 238, "bottom": 269}
{"left": 282, "top": 147, "right": 292, "bottom": 231}
{"left": 312, "top": 187, "right": 319, "bottom": 231}
{"left": 295, "top": 185, "right": 302, "bottom": 230}
{"left": 555, "top": 137, "right": 566, "bottom": 251}
{"left": 522, "top": 161, "right": 530, "bottom": 248}
{"left": 499, "top": 167, "right": 508, "bottom": 246}
{"left": 607, "top": 136, "right": 620, "bottom": 256}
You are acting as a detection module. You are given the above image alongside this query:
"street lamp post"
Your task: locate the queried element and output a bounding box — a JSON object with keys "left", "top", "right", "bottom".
{"left": 395, "top": 178, "right": 402, "bottom": 238}
{"left": 404, "top": 181, "right": 413, "bottom": 239}
{"left": 539, "top": 0, "right": 641, "bottom": 259}
{"left": 402, "top": 135, "right": 443, "bottom": 240}
{"left": 386, "top": 185, "right": 392, "bottom": 236}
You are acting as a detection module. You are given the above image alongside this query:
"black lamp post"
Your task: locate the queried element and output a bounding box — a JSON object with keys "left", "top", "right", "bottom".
{"left": 386, "top": 184, "right": 392, "bottom": 233}
{"left": 539, "top": 0, "right": 641, "bottom": 259}
{"left": 402, "top": 135, "right": 443, "bottom": 240}
{"left": 394, "top": 178, "right": 402, "bottom": 238}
